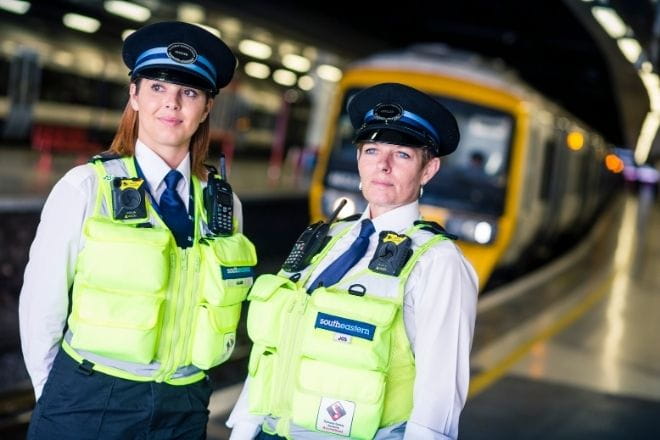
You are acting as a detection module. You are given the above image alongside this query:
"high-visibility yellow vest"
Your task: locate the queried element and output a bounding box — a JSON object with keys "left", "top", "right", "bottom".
{"left": 246, "top": 221, "right": 447, "bottom": 439}
{"left": 63, "top": 156, "right": 257, "bottom": 385}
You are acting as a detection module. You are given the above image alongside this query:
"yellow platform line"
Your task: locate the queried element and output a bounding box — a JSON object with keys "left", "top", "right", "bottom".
{"left": 468, "top": 271, "right": 615, "bottom": 398}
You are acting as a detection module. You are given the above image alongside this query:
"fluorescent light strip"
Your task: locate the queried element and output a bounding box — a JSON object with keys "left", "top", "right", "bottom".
{"left": 104, "top": 0, "right": 151, "bottom": 22}
{"left": 63, "top": 13, "right": 101, "bottom": 33}
{"left": 0, "top": 0, "right": 30, "bottom": 14}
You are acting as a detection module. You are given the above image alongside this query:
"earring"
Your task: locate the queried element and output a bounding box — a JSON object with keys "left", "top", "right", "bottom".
{"left": 359, "top": 182, "right": 363, "bottom": 191}
{"left": 419, "top": 186, "right": 424, "bottom": 198}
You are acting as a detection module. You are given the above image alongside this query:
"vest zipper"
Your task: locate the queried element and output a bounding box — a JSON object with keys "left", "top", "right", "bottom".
{"left": 158, "top": 247, "right": 188, "bottom": 381}
{"left": 178, "top": 250, "right": 200, "bottom": 366}
{"left": 273, "top": 290, "right": 309, "bottom": 423}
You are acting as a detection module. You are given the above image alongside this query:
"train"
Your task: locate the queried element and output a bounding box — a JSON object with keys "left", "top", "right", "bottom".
{"left": 0, "top": 21, "right": 310, "bottom": 159}
{"left": 309, "top": 44, "right": 622, "bottom": 290}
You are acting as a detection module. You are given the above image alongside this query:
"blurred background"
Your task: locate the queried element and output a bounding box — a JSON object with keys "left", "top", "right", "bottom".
{"left": 0, "top": 0, "right": 659, "bottom": 438}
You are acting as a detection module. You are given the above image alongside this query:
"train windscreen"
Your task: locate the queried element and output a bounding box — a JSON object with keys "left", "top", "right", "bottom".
{"left": 323, "top": 88, "right": 514, "bottom": 216}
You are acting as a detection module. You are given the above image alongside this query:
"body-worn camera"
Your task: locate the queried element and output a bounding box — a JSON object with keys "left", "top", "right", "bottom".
{"left": 111, "top": 177, "right": 147, "bottom": 221}
{"left": 368, "top": 231, "right": 412, "bottom": 276}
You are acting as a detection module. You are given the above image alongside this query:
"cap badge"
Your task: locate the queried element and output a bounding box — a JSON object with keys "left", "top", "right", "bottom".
{"left": 373, "top": 103, "right": 403, "bottom": 122}
{"left": 167, "top": 42, "right": 198, "bottom": 64}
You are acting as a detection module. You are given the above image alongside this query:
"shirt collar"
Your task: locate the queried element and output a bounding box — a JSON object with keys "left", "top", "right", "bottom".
{"left": 359, "top": 201, "right": 421, "bottom": 234}
{"left": 135, "top": 140, "right": 191, "bottom": 190}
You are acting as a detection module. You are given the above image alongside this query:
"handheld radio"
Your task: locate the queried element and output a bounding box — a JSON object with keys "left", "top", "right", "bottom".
{"left": 282, "top": 199, "right": 347, "bottom": 272}
{"left": 204, "top": 154, "right": 234, "bottom": 236}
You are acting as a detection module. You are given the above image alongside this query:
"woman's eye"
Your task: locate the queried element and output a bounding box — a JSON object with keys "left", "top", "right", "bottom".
{"left": 364, "top": 147, "right": 377, "bottom": 155}
{"left": 397, "top": 151, "right": 411, "bottom": 159}
{"left": 183, "top": 88, "right": 199, "bottom": 98}
{"left": 151, "top": 84, "right": 163, "bottom": 91}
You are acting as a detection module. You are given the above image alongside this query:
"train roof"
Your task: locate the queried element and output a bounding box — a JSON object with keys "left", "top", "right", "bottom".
{"left": 348, "top": 44, "right": 531, "bottom": 98}
{"left": 348, "top": 44, "right": 603, "bottom": 138}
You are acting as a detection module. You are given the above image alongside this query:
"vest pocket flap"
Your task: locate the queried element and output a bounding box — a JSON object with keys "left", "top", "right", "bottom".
{"left": 85, "top": 216, "right": 171, "bottom": 246}
{"left": 311, "top": 289, "right": 398, "bottom": 327}
{"left": 211, "top": 232, "right": 258, "bottom": 267}
{"left": 297, "top": 358, "right": 385, "bottom": 405}
{"left": 248, "top": 274, "right": 296, "bottom": 301}
{"left": 75, "top": 289, "right": 162, "bottom": 330}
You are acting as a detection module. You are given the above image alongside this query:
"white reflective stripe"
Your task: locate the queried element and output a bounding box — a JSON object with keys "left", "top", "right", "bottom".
{"left": 63, "top": 330, "right": 202, "bottom": 379}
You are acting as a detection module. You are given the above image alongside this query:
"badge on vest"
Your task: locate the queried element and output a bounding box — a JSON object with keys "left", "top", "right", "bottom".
{"left": 315, "top": 312, "right": 375, "bottom": 341}
{"left": 111, "top": 177, "right": 148, "bottom": 221}
{"left": 368, "top": 231, "right": 412, "bottom": 276}
{"left": 316, "top": 397, "right": 355, "bottom": 436}
{"left": 220, "top": 266, "right": 254, "bottom": 288}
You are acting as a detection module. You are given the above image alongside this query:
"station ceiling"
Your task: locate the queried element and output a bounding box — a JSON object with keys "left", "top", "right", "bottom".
{"left": 4, "top": 0, "right": 659, "bottom": 162}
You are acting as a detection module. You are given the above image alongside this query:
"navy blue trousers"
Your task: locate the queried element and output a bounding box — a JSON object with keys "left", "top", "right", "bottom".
{"left": 28, "top": 349, "right": 212, "bottom": 440}
{"left": 256, "top": 430, "right": 286, "bottom": 439}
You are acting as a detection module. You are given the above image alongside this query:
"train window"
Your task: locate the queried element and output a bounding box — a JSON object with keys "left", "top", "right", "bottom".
{"left": 324, "top": 87, "right": 515, "bottom": 216}
{"left": 539, "top": 139, "right": 556, "bottom": 200}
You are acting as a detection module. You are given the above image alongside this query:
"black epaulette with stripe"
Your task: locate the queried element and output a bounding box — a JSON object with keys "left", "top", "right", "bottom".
{"left": 414, "top": 220, "right": 458, "bottom": 240}
{"left": 89, "top": 151, "right": 122, "bottom": 163}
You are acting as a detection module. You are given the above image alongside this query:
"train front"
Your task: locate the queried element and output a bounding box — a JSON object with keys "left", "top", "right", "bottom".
{"left": 310, "top": 60, "right": 529, "bottom": 289}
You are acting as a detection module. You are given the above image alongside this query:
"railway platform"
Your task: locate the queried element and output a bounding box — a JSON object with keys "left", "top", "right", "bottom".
{"left": 202, "top": 190, "right": 660, "bottom": 439}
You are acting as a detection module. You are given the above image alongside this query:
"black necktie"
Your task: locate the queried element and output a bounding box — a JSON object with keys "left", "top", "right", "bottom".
{"left": 308, "top": 219, "right": 375, "bottom": 292}
{"left": 160, "top": 170, "right": 192, "bottom": 248}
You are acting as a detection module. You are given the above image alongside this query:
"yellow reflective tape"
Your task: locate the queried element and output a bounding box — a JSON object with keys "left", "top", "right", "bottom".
{"left": 383, "top": 233, "right": 406, "bottom": 245}
{"left": 119, "top": 178, "right": 144, "bottom": 191}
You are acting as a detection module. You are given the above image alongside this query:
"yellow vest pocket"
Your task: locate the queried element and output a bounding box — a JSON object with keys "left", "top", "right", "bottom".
{"left": 199, "top": 233, "right": 257, "bottom": 306}
{"left": 79, "top": 217, "right": 170, "bottom": 293}
{"left": 292, "top": 358, "right": 385, "bottom": 439}
{"left": 247, "top": 343, "right": 277, "bottom": 415}
{"left": 247, "top": 274, "right": 299, "bottom": 347}
{"left": 301, "top": 288, "right": 398, "bottom": 371}
{"left": 69, "top": 288, "right": 163, "bottom": 364}
{"left": 191, "top": 303, "right": 241, "bottom": 369}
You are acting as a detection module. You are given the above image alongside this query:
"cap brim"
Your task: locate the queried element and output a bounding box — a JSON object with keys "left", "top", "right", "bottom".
{"left": 354, "top": 126, "right": 430, "bottom": 148}
{"left": 135, "top": 67, "right": 216, "bottom": 94}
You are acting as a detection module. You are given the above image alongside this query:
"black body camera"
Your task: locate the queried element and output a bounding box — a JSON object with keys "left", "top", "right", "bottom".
{"left": 282, "top": 199, "right": 347, "bottom": 272}
{"left": 204, "top": 155, "right": 234, "bottom": 236}
{"left": 111, "top": 177, "right": 147, "bottom": 221}
{"left": 368, "top": 231, "right": 412, "bottom": 276}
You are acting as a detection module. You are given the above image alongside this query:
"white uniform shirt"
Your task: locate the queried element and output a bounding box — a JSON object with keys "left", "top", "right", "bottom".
{"left": 19, "top": 140, "right": 243, "bottom": 399}
{"left": 227, "top": 201, "right": 478, "bottom": 440}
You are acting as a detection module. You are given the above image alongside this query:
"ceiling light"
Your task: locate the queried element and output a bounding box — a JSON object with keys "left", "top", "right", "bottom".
{"left": 104, "top": 1, "right": 150, "bottom": 22}
{"left": 592, "top": 7, "right": 627, "bottom": 39}
{"left": 238, "top": 40, "right": 272, "bottom": 60}
{"left": 617, "top": 38, "right": 642, "bottom": 64}
{"left": 193, "top": 23, "right": 220, "bottom": 37}
{"left": 282, "top": 54, "right": 310, "bottom": 73}
{"left": 273, "top": 69, "right": 297, "bottom": 86}
{"left": 244, "top": 62, "right": 270, "bottom": 79}
{"left": 297, "top": 75, "right": 314, "bottom": 90}
{"left": 0, "top": 0, "right": 30, "bottom": 14}
{"left": 316, "top": 64, "right": 342, "bottom": 82}
{"left": 122, "top": 29, "right": 136, "bottom": 41}
{"left": 178, "top": 2, "right": 205, "bottom": 23}
{"left": 63, "top": 13, "right": 101, "bottom": 34}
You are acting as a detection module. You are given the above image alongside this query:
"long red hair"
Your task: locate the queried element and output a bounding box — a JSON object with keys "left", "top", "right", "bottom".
{"left": 108, "top": 78, "right": 211, "bottom": 180}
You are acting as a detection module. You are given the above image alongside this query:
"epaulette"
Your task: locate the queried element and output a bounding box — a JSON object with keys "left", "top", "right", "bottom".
{"left": 89, "top": 151, "right": 121, "bottom": 163}
{"left": 413, "top": 220, "right": 458, "bottom": 240}
{"left": 338, "top": 213, "right": 361, "bottom": 222}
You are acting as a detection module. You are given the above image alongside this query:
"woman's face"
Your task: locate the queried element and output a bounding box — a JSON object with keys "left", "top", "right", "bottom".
{"left": 129, "top": 78, "right": 212, "bottom": 152}
{"left": 357, "top": 142, "right": 440, "bottom": 217}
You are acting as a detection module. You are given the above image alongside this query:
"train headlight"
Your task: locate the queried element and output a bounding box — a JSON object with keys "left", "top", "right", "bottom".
{"left": 446, "top": 217, "right": 497, "bottom": 245}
